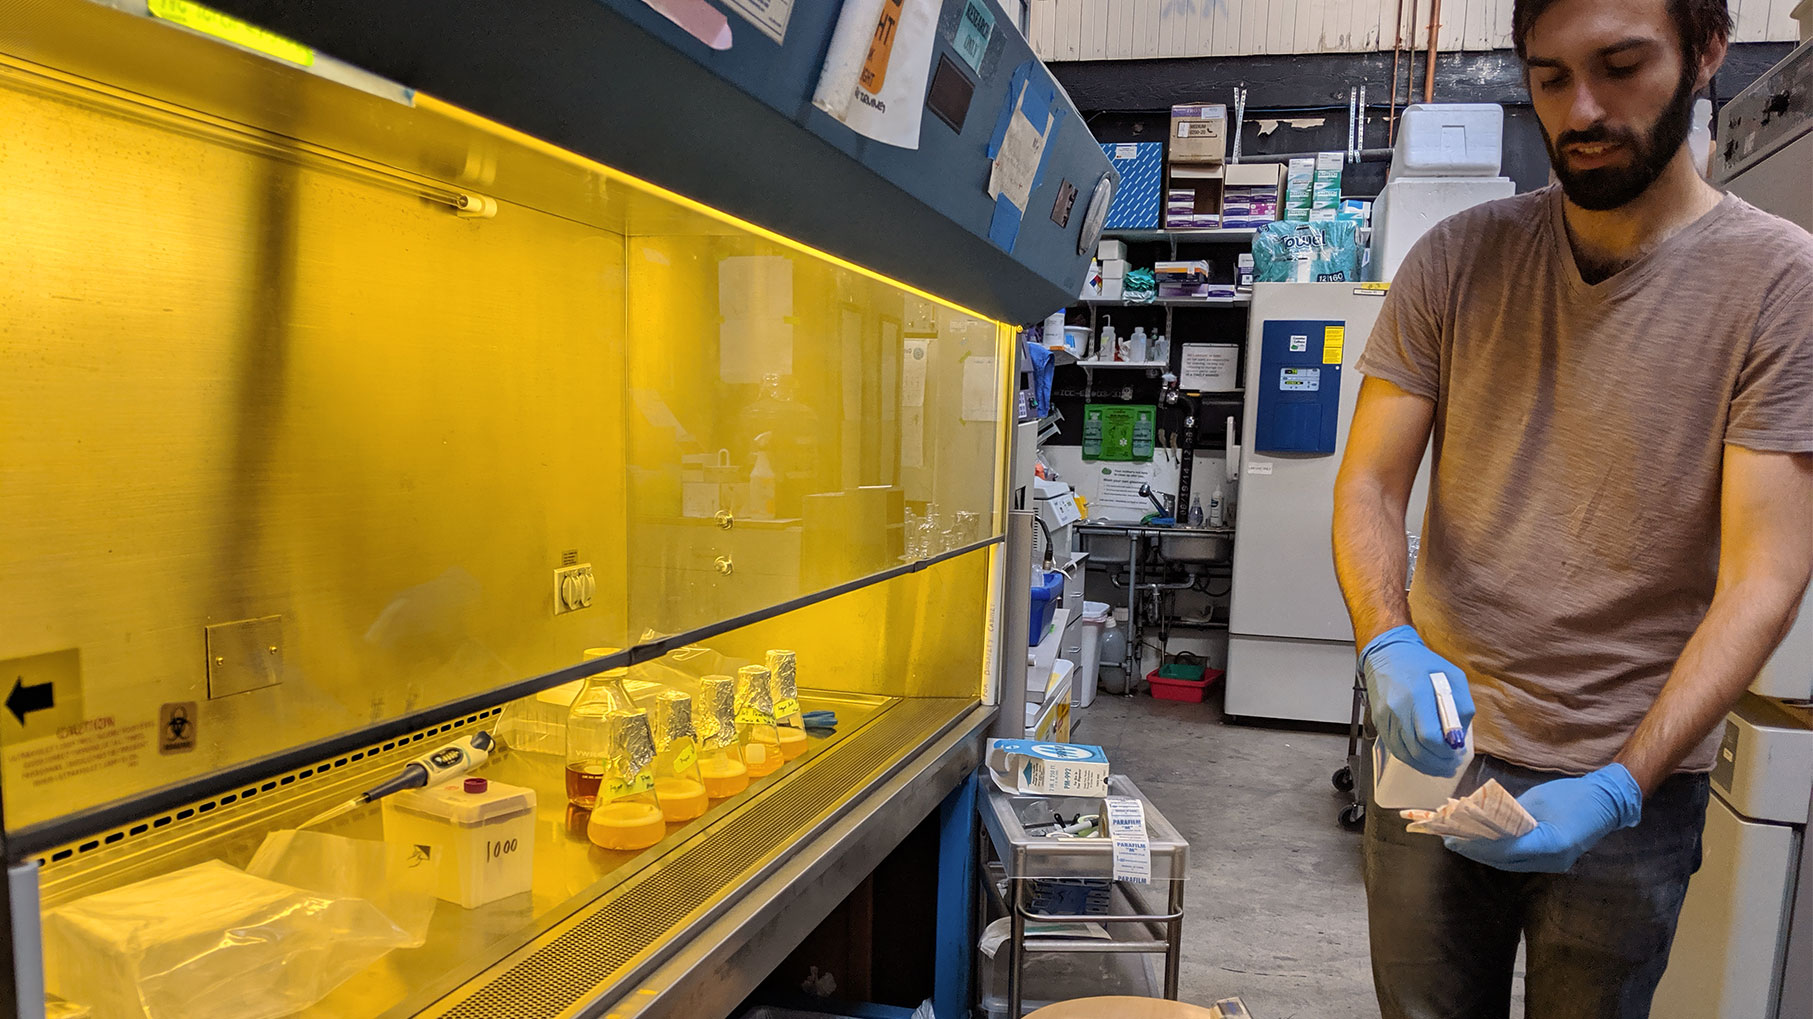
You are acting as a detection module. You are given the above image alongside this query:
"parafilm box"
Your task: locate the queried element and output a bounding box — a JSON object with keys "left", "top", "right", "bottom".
{"left": 987, "top": 739, "right": 1111, "bottom": 796}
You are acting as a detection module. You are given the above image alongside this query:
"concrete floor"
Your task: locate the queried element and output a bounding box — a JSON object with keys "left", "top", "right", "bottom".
{"left": 1071, "top": 687, "right": 1378, "bottom": 1018}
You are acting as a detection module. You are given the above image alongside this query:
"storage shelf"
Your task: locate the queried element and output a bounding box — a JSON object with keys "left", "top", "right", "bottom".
{"left": 1081, "top": 296, "right": 1251, "bottom": 308}
{"left": 1102, "top": 228, "right": 1257, "bottom": 242}
{"left": 1074, "top": 359, "right": 1169, "bottom": 368}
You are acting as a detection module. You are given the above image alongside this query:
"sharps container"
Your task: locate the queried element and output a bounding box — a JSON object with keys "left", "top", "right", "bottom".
{"left": 383, "top": 776, "right": 536, "bottom": 908}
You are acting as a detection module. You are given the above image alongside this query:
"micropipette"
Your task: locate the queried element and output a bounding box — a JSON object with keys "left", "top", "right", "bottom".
{"left": 299, "top": 730, "right": 497, "bottom": 830}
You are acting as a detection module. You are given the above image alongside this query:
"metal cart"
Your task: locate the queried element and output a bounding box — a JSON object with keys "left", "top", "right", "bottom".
{"left": 1332, "top": 668, "right": 1373, "bottom": 832}
{"left": 979, "top": 774, "right": 1190, "bottom": 1018}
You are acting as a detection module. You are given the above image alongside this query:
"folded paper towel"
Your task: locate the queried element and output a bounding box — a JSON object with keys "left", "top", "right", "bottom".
{"left": 1400, "top": 779, "right": 1537, "bottom": 841}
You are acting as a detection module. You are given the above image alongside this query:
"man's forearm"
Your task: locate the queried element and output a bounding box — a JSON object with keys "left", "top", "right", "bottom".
{"left": 1615, "top": 578, "right": 1806, "bottom": 795}
{"left": 1333, "top": 475, "right": 1414, "bottom": 650}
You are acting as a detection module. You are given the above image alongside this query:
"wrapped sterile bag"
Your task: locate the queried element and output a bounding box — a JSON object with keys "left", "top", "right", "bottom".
{"left": 43, "top": 860, "right": 414, "bottom": 1019}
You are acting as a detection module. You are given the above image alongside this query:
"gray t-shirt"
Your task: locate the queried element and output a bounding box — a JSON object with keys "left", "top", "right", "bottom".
{"left": 1358, "top": 186, "right": 1813, "bottom": 774}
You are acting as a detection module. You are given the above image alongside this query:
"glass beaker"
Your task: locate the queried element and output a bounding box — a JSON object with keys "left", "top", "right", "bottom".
{"left": 586, "top": 708, "right": 666, "bottom": 851}
{"left": 696, "top": 675, "right": 750, "bottom": 799}
{"left": 648, "top": 690, "right": 708, "bottom": 822}
{"left": 735, "top": 664, "right": 783, "bottom": 778}
{"left": 565, "top": 667, "right": 634, "bottom": 809}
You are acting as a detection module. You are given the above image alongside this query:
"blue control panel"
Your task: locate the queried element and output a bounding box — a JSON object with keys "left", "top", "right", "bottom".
{"left": 1254, "top": 319, "right": 1345, "bottom": 455}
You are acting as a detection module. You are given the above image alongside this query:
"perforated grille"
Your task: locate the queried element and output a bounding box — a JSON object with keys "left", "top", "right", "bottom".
{"left": 424, "top": 698, "right": 967, "bottom": 1019}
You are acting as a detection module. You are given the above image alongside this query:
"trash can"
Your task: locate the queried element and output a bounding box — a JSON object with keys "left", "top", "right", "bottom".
{"left": 1075, "top": 601, "right": 1111, "bottom": 708}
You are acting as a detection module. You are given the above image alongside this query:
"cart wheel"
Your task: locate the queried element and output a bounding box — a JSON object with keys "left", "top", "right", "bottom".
{"left": 1338, "top": 802, "right": 1366, "bottom": 832}
{"left": 1331, "top": 766, "right": 1355, "bottom": 792}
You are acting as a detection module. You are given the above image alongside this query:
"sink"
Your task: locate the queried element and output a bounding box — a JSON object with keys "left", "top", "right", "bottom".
{"left": 1081, "top": 529, "right": 1135, "bottom": 564}
{"left": 1158, "top": 530, "right": 1230, "bottom": 563}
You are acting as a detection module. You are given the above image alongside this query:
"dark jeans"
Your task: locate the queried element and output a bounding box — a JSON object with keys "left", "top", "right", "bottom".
{"left": 1364, "top": 753, "right": 1710, "bottom": 1019}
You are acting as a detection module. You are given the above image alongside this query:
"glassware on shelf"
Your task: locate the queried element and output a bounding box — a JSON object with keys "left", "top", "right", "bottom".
{"left": 586, "top": 708, "right": 666, "bottom": 851}
{"left": 765, "top": 649, "right": 807, "bottom": 761}
{"left": 734, "top": 664, "right": 783, "bottom": 778}
{"left": 648, "top": 690, "right": 708, "bottom": 822}
{"left": 696, "top": 675, "right": 750, "bottom": 799}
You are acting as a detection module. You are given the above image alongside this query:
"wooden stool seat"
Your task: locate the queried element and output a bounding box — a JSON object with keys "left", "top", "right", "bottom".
{"left": 1025, "top": 996, "right": 1223, "bottom": 1019}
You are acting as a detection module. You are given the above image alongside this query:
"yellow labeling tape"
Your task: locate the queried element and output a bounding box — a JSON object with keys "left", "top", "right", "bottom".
{"left": 604, "top": 770, "right": 655, "bottom": 801}
{"left": 773, "top": 698, "right": 801, "bottom": 719}
{"left": 736, "top": 708, "right": 774, "bottom": 726}
{"left": 148, "top": 0, "right": 315, "bottom": 66}
{"left": 1356, "top": 282, "right": 1390, "bottom": 292}
{"left": 672, "top": 742, "right": 698, "bottom": 775}
{"left": 1323, "top": 325, "right": 1345, "bottom": 365}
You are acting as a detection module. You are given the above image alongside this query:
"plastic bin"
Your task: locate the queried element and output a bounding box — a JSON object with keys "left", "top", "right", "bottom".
{"left": 1075, "top": 601, "right": 1111, "bottom": 708}
{"left": 1147, "top": 665, "right": 1224, "bottom": 703}
{"left": 1030, "top": 570, "right": 1065, "bottom": 645}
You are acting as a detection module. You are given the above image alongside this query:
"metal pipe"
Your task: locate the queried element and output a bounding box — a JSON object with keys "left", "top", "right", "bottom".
{"left": 1425, "top": 0, "right": 1442, "bottom": 102}
{"left": 991, "top": 510, "right": 1034, "bottom": 740}
{"left": 1389, "top": 0, "right": 1407, "bottom": 140}
{"left": 1359, "top": 84, "right": 1368, "bottom": 155}
{"left": 1225, "top": 148, "right": 1394, "bottom": 165}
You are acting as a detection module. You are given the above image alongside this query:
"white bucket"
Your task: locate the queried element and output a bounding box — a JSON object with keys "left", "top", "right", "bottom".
{"left": 1076, "top": 601, "right": 1111, "bottom": 708}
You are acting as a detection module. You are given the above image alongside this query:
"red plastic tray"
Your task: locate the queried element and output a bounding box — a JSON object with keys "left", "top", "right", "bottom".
{"left": 1147, "top": 667, "right": 1225, "bottom": 702}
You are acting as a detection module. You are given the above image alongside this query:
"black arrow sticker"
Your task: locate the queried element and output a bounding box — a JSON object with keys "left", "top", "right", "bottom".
{"left": 6, "top": 676, "right": 54, "bottom": 725}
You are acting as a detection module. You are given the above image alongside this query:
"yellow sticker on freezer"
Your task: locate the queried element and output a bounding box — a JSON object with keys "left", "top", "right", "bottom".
{"left": 148, "top": 0, "right": 315, "bottom": 66}
{"left": 1323, "top": 325, "right": 1345, "bottom": 365}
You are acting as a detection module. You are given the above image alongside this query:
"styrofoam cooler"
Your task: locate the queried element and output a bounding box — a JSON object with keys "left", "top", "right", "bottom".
{"left": 1076, "top": 601, "right": 1111, "bottom": 707}
{"left": 1389, "top": 103, "right": 1504, "bottom": 179}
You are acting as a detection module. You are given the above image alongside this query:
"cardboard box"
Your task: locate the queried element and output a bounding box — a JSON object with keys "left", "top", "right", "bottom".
{"left": 1099, "top": 141, "right": 1164, "bottom": 228}
{"left": 1099, "top": 257, "right": 1128, "bottom": 279}
{"left": 1221, "top": 162, "right": 1283, "bottom": 227}
{"left": 1313, "top": 150, "right": 1344, "bottom": 212}
{"left": 1169, "top": 103, "right": 1228, "bottom": 163}
{"left": 1097, "top": 239, "right": 1127, "bottom": 260}
{"left": 986, "top": 738, "right": 1111, "bottom": 796}
{"left": 1165, "top": 163, "right": 1224, "bottom": 228}
{"left": 1284, "top": 157, "right": 1315, "bottom": 222}
{"left": 1099, "top": 276, "right": 1124, "bottom": 300}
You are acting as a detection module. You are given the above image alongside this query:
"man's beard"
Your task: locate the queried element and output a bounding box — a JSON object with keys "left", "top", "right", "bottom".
{"left": 1542, "top": 65, "right": 1698, "bottom": 211}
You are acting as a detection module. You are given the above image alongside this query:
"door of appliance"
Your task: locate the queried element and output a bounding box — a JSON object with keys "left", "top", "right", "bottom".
{"left": 1229, "top": 283, "right": 1426, "bottom": 643}
{"left": 1653, "top": 793, "right": 1801, "bottom": 1019}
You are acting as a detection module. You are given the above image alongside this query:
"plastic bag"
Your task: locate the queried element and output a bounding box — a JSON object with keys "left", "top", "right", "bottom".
{"left": 247, "top": 829, "right": 436, "bottom": 946}
{"left": 1253, "top": 220, "right": 1362, "bottom": 283}
{"left": 42, "top": 860, "right": 413, "bottom": 1019}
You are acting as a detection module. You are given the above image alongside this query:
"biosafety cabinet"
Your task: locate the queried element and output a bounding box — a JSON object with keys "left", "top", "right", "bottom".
{"left": 0, "top": 3, "right": 1112, "bottom": 1017}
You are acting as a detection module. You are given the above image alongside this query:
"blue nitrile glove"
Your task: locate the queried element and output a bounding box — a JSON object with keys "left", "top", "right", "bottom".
{"left": 1360, "top": 625, "right": 1475, "bottom": 777}
{"left": 1445, "top": 763, "right": 1643, "bottom": 873}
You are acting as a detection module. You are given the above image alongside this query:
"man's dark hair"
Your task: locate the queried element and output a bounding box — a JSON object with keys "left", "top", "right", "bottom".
{"left": 1512, "top": 0, "right": 1732, "bottom": 63}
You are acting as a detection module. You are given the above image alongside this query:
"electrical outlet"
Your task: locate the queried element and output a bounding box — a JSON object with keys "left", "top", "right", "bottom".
{"left": 553, "top": 563, "right": 595, "bottom": 615}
